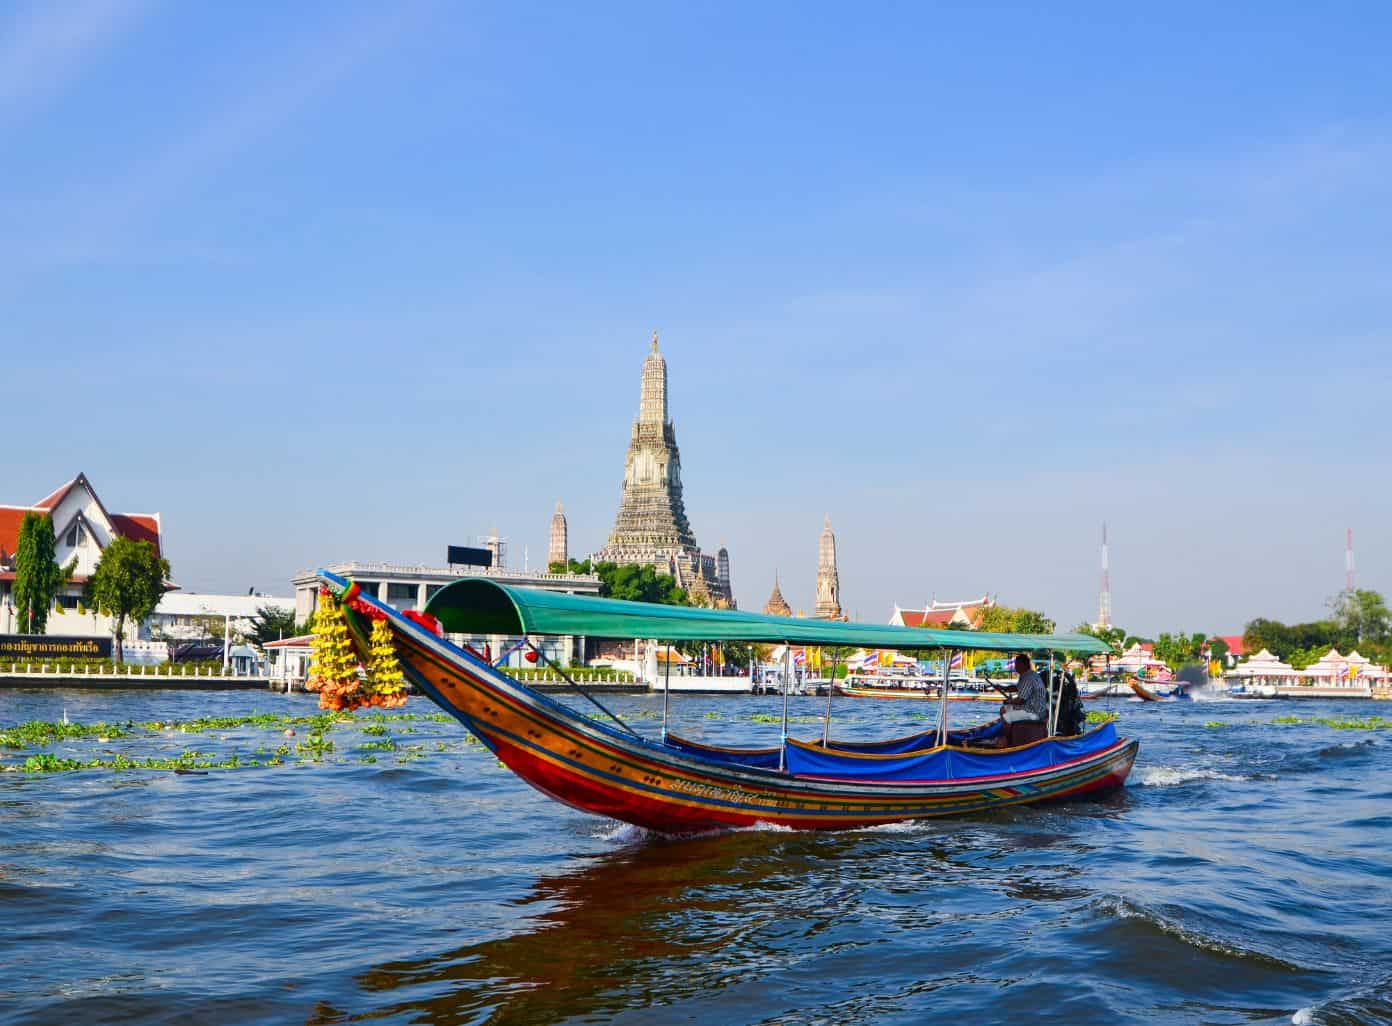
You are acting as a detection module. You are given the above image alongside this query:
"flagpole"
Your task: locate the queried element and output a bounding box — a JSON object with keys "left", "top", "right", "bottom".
{"left": 936, "top": 648, "right": 954, "bottom": 746}
{"left": 662, "top": 640, "right": 671, "bottom": 741}
{"left": 821, "top": 646, "right": 841, "bottom": 747}
{"left": 779, "top": 641, "right": 792, "bottom": 771}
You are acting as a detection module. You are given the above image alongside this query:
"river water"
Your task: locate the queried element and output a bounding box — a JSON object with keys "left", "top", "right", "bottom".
{"left": 2, "top": 688, "right": 1389, "bottom": 1025}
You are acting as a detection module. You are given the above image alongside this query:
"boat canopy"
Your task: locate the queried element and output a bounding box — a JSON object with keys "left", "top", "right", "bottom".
{"left": 419, "top": 577, "right": 1109, "bottom": 654}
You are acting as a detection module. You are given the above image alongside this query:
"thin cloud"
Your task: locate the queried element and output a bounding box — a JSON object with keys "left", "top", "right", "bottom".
{"left": 0, "top": 0, "right": 151, "bottom": 124}
{"left": 14, "top": 1, "right": 436, "bottom": 271}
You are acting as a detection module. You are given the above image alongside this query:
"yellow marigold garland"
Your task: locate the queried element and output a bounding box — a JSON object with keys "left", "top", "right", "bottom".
{"left": 306, "top": 583, "right": 410, "bottom": 711}
{"left": 363, "top": 617, "right": 409, "bottom": 709}
{"left": 307, "top": 588, "right": 361, "bottom": 711}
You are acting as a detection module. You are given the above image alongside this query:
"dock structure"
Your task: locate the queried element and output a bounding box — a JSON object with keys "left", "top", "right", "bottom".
{"left": 0, "top": 663, "right": 271, "bottom": 690}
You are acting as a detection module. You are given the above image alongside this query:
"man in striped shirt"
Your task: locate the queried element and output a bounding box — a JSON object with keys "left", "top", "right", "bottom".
{"left": 1002, "top": 653, "right": 1048, "bottom": 724}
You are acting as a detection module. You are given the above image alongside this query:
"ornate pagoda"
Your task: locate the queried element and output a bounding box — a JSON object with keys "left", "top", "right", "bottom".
{"left": 815, "top": 516, "right": 843, "bottom": 620}
{"left": 594, "top": 334, "right": 733, "bottom": 607}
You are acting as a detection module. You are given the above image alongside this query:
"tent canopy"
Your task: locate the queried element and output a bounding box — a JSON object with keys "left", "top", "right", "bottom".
{"left": 418, "top": 577, "right": 1109, "bottom": 654}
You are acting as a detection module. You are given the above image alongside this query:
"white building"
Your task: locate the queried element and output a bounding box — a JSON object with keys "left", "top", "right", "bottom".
{"left": 145, "top": 592, "right": 296, "bottom": 642}
{"left": 0, "top": 473, "right": 168, "bottom": 640}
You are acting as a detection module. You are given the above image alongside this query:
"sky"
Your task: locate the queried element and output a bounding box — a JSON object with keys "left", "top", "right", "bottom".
{"left": 4, "top": 1, "right": 1390, "bottom": 636}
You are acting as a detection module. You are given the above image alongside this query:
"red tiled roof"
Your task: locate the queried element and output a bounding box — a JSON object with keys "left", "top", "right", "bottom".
{"left": 265, "top": 635, "right": 314, "bottom": 648}
{"left": 0, "top": 507, "right": 28, "bottom": 565}
{"left": 1211, "top": 634, "right": 1246, "bottom": 656}
{"left": 0, "top": 477, "right": 162, "bottom": 563}
{"left": 0, "top": 572, "right": 89, "bottom": 584}
{"left": 899, "top": 609, "right": 957, "bottom": 628}
{"left": 32, "top": 478, "right": 77, "bottom": 511}
{"left": 110, "top": 514, "right": 161, "bottom": 558}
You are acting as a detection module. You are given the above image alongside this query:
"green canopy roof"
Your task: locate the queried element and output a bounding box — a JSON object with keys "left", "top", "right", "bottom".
{"left": 420, "top": 578, "right": 1109, "bottom": 654}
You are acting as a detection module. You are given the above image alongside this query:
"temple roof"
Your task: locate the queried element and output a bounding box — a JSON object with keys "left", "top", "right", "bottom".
{"left": 763, "top": 574, "right": 792, "bottom": 617}
{"left": 0, "top": 475, "right": 163, "bottom": 566}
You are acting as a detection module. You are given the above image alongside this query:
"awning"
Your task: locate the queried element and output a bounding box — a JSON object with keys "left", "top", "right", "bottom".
{"left": 417, "top": 577, "right": 1109, "bottom": 654}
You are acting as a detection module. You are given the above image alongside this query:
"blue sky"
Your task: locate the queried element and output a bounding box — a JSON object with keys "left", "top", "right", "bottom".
{"left": 4, "top": 1, "right": 1389, "bottom": 635}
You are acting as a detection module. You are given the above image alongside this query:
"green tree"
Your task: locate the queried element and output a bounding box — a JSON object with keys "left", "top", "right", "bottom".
{"left": 1153, "top": 631, "right": 1207, "bottom": 670}
{"left": 12, "top": 512, "right": 75, "bottom": 635}
{"left": 84, "top": 538, "right": 170, "bottom": 662}
{"left": 1329, "top": 589, "right": 1391, "bottom": 648}
{"left": 976, "top": 605, "right": 1055, "bottom": 635}
{"left": 1243, "top": 617, "right": 1340, "bottom": 661}
{"left": 1207, "top": 637, "right": 1230, "bottom": 664}
{"left": 245, "top": 604, "right": 298, "bottom": 646}
{"left": 1075, "top": 622, "right": 1127, "bottom": 655}
{"left": 550, "top": 558, "right": 594, "bottom": 575}
{"left": 1242, "top": 617, "right": 1292, "bottom": 659}
{"left": 592, "top": 561, "right": 690, "bottom": 605}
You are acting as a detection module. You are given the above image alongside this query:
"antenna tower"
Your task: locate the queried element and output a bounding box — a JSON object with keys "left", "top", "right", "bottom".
{"left": 1097, "top": 522, "right": 1112, "bottom": 629}
{"left": 1346, "top": 528, "right": 1356, "bottom": 593}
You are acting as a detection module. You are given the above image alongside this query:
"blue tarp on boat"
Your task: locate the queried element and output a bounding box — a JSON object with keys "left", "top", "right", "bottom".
{"left": 827, "top": 719, "right": 1005, "bottom": 754}
{"left": 662, "top": 735, "right": 783, "bottom": 769}
{"left": 664, "top": 720, "right": 1008, "bottom": 769}
{"left": 785, "top": 723, "right": 1120, "bottom": 782}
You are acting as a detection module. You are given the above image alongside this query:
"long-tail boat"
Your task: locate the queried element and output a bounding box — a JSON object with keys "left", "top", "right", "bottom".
{"left": 318, "top": 570, "right": 1137, "bottom": 834}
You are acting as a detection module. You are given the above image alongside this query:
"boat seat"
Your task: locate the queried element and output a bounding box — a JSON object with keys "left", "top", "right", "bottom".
{"left": 1005, "top": 720, "right": 1048, "bottom": 747}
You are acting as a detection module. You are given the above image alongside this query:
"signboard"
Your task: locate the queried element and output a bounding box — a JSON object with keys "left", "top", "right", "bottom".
{"left": 447, "top": 545, "right": 493, "bottom": 568}
{"left": 0, "top": 635, "right": 113, "bottom": 659}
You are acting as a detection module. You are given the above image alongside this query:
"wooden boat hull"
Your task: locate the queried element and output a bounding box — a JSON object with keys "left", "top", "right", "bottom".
{"left": 340, "top": 594, "right": 1139, "bottom": 834}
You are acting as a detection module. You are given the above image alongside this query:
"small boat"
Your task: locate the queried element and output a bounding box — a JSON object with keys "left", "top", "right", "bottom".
{"left": 1129, "top": 679, "right": 1190, "bottom": 702}
{"left": 317, "top": 571, "right": 1138, "bottom": 834}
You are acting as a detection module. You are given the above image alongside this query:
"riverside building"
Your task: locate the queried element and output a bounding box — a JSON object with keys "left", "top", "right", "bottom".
{"left": 0, "top": 473, "right": 168, "bottom": 639}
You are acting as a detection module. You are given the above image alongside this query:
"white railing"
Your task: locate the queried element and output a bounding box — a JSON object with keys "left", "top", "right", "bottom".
{"left": 2, "top": 662, "right": 268, "bottom": 681}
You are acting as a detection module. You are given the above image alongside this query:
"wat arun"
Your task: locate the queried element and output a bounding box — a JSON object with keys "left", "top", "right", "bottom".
{"left": 595, "top": 335, "right": 734, "bottom": 607}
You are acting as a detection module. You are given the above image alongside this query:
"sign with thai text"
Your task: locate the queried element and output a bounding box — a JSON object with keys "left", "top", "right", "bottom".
{"left": 0, "top": 635, "right": 113, "bottom": 659}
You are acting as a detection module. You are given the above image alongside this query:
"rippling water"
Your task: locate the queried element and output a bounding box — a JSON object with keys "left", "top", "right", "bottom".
{"left": 2, "top": 688, "right": 1390, "bottom": 1025}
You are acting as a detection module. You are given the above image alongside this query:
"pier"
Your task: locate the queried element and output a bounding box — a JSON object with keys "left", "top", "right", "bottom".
{"left": 0, "top": 663, "right": 272, "bottom": 690}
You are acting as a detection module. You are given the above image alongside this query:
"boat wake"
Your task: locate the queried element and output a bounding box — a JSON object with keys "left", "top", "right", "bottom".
{"left": 1135, "top": 766, "right": 1251, "bottom": 787}
{"left": 593, "top": 822, "right": 660, "bottom": 845}
{"left": 1289, "top": 973, "right": 1392, "bottom": 1024}
{"left": 1095, "top": 895, "right": 1314, "bottom": 973}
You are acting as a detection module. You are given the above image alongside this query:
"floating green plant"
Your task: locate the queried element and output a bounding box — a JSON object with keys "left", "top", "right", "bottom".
{"left": 1311, "top": 716, "right": 1389, "bottom": 730}
{"left": 1085, "top": 711, "right": 1119, "bottom": 724}
{"left": 1, "top": 721, "right": 131, "bottom": 748}
{"left": 296, "top": 734, "right": 334, "bottom": 759}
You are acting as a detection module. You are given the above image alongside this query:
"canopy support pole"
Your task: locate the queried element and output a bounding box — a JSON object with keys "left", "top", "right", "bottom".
{"left": 936, "top": 648, "right": 955, "bottom": 747}
{"left": 523, "top": 639, "right": 642, "bottom": 740}
{"left": 1046, "top": 650, "right": 1056, "bottom": 737}
{"left": 779, "top": 642, "right": 792, "bottom": 772}
{"left": 821, "top": 647, "right": 841, "bottom": 747}
{"left": 661, "top": 639, "right": 671, "bottom": 741}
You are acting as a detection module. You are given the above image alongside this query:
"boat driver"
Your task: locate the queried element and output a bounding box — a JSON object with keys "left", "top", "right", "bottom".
{"left": 1001, "top": 654, "right": 1048, "bottom": 725}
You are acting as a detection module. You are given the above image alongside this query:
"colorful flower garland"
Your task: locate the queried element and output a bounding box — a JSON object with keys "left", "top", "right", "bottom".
{"left": 305, "top": 582, "right": 410, "bottom": 711}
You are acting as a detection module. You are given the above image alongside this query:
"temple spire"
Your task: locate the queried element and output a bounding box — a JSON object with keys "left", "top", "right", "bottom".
{"left": 548, "top": 501, "right": 568, "bottom": 568}
{"left": 596, "top": 335, "right": 732, "bottom": 606}
{"left": 816, "top": 517, "right": 842, "bottom": 620}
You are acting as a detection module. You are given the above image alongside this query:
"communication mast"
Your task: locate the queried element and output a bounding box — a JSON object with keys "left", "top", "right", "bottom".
{"left": 1346, "top": 528, "right": 1356, "bottom": 593}
{"left": 1097, "top": 523, "right": 1112, "bottom": 630}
